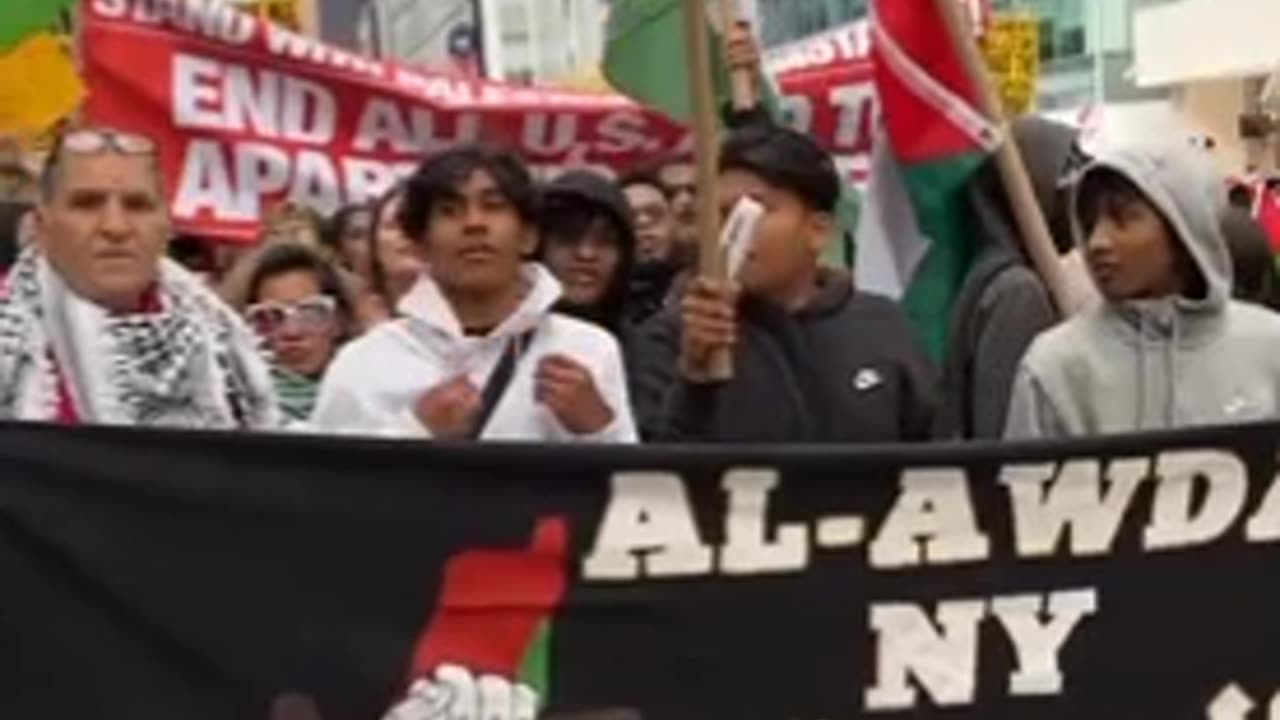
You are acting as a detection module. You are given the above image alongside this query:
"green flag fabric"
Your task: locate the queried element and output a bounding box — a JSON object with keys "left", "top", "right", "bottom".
{"left": 854, "top": 0, "right": 999, "bottom": 361}
{"left": 0, "top": 0, "right": 74, "bottom": 52}
{"left": 605, "top": 0, "right": 857, "bottom": 273}
{"left": 603, "top": 0, "right": 731, "bottom": 123}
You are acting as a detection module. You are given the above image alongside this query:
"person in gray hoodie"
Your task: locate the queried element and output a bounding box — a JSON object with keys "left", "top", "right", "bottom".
{"left": 934, "top": 117, "right": 1087, "bottom": 440}
{"left": 1004, "top": 141, "right": 1280, "bottom": 439}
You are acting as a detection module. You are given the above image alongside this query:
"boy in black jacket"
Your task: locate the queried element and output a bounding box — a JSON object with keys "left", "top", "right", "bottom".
{"left": 631, "top": 125, "right": 937, "bottom": 443}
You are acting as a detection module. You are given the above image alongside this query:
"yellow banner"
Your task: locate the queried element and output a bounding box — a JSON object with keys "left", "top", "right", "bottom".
{"left": 0, "top": 32, "right": 83, "bottom": 141}
{"left": 982, "top": 13, "right": 1040, "bottom": 116}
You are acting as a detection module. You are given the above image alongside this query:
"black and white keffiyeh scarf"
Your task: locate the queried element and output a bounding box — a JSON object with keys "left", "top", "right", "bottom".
{"left": 0, "top": 249, "right": 280, "bottom": 429}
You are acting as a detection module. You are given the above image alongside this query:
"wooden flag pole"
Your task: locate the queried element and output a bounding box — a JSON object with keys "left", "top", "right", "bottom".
{"left": 931, "top": 0, "right": 1073, "bottom": 313}
{"left": 716, "top": 0, "right": 756, "bottom": 111}
{"left": 681, "top": 0, "right": 733, "bottom": 381}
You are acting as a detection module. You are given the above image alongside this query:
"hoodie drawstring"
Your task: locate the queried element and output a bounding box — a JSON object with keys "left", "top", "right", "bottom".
{"left": 1166, "top": 312, "right": 1180, "bottom": 426}
{"left": 1136, "top": 312, "right": 1148, "bottom": 430}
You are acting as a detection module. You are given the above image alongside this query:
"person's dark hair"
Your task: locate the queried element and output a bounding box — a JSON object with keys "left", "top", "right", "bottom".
{"left": 719, "top": 125, "right": 840, "bottom": 213}
{"left": 538, "top": 171, "right": 637, "bottom": 332}
{"left": 1075, "top": 168, "right": 1182, "bottom": 239}
{"left": 167, "top": 234, "right": 213, "bottom": 274}
{"left": 367, "top": 184, "right": 405, "bottom": 309}
{"left": 1227, "top": 183, "right": 1255, "bottom": 210}
{"left": 244, "top": 242, "right": 354, "bottom": 336}
{"left": 399, "top": 145, "right": 538, "bottom": 242}
{"left": 322, "top": 203, "right": 372, "bottom": 257}
{"left": 1219, "top": 206, "right": 1280, "bottom": 309}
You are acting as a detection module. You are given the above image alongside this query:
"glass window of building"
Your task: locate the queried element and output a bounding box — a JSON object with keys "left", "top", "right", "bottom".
{"left": 758, "top": 0, "right": 868, "bottom": 47}
{"left": 992, "top": 0, "right": 1087, "bottom": 63}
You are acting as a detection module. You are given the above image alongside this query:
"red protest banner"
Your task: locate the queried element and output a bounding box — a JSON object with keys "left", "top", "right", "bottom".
{"left": 80, "top": 0, "right": 979, "bottom": 240}
{"left": 81, "top": 0, "right": 691, "bottom": 241}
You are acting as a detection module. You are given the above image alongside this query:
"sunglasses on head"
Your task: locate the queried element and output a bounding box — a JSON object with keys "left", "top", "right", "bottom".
{"left": 59, "top": 129, "right": 157, "bottom": 157}
{"left": 245, "top": 295, "right": 337, "bottom": 337}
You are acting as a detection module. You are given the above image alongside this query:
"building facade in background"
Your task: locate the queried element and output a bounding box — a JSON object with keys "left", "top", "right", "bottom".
{"left": 355, "top": 0, "right": 607, "bottom": 84}
{"left": 755, "top": 0, "right": 1167, "bottom": 112}
{"left": 755, "top": 0, "right": 866, "bottom": 47}
{"left": 1132, "top": 0, "right": 1280, "bottom": 172}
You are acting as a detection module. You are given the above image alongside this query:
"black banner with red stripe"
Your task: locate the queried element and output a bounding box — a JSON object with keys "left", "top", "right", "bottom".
{"left": 2, "top": 421, "right": 1280, "bottom": 719}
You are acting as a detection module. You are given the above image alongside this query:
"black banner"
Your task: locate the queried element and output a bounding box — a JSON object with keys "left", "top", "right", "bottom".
{"left": 3, "top": 422, "right": 1280, "bottom": 719}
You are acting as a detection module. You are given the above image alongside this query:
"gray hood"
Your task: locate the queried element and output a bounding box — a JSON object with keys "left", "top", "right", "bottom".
{"left": 1071, "top": 142, "right": 1232, "bottom": 314}
{"left": 1003, "top": 142, "right": 1280, "bottom": 440}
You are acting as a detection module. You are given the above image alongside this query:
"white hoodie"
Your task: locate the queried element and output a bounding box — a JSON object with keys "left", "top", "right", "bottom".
{"left": 311, "top": 264, "right": 637, "bottom": 442}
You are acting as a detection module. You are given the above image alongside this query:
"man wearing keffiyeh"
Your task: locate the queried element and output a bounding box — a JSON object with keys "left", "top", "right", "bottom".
{"left": 0, "top": 127, "right": 279, "bottom": 429}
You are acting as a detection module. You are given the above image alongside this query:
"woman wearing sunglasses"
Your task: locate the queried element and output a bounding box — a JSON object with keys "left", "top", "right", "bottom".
{"left": 228, "top": 242, "right": 357, "bottom": 423}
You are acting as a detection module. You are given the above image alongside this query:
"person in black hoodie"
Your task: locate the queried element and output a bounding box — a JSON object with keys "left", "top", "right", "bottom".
{"left": 934, "top": 116, "right": 1088, "bottom": 440}
{"left": 1220, "top": 205, "right": 1280, "bottom": 310}
{"left": 619, "top": 169, "right": 681, "bottom": 325}
{"left": 538, "top": 170, "right": 637, "bottom": 345}
{"left": 631, "top": 125, "right": 937, "bottom": 443}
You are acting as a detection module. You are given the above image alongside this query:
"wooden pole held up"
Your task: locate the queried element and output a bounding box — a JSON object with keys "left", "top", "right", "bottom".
{"left": 680, "top": 0, "right": 733, "bottom": 381}
{"left": 931, "top": 0, "right": 1073, "bottom": 314}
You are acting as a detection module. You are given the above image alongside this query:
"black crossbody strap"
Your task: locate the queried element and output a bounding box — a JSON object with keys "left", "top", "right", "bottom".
{"left": 466, "top": 329, "right": 536, "bottom": 440}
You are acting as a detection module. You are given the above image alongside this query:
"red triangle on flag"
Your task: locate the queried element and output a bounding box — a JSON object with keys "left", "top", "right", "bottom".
{"left": 871, "top": 0, "right": 997, "bottom": 164}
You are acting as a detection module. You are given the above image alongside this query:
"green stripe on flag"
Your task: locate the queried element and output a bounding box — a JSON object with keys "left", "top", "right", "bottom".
{"left": 517, "top": 618, "right": 553, "bottom": 706}
{"left": 605, "top": 0, "right": 723, "bottom": 122}
{"left": 900, "top": 155, "right": 984, "bottom": 360}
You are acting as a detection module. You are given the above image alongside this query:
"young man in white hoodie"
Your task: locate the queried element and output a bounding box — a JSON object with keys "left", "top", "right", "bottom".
{"left": 1004, "top": 141, "right": 1280, "bottom": 439}
{"left": 311, "top": 146, "right": 636, "bottom": 442}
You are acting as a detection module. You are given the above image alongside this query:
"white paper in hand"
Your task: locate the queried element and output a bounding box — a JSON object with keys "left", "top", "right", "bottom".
{"left": 720, "top": 196, "right": 765, "bottom": 280}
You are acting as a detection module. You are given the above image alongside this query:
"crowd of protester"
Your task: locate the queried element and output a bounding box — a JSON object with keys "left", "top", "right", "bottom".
{"left": 3, "top": 102, "right": 1280, "bottom": 445}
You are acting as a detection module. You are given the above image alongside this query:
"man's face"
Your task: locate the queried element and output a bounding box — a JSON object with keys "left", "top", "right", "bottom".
{"left": 424, "top": 169, "right": 532, "bottom": 297}
{"left": 623, "top": 183, "right": 674, "bottom": 263}
{"left": 1085, "top": 195, "right": 1185, "bottom": 301}
{"left": 543, "top": 217, "right": 623, "bottom": 308}
{"left": 718, "top": 168, "right": 828, "bottom": 301}
{"left": 659, "top": 162, "right": 697, "bottom": 250}
{"left": 37, "top": 152, "right": 169, "bottom": 311}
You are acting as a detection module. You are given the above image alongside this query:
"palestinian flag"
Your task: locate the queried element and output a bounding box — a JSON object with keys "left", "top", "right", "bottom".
{"left": 603, "top": 0, "right": 783, "bottom": 124}
{"left": 407, "top": 517, "right": 568, "bottom": 706}
{"left": 855, "top": 0, "right": 1001, "bottom": 361}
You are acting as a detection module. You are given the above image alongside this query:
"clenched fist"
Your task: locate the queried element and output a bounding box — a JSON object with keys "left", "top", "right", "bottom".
{"left": 383, "top": 665, "right": 538, "bottom": 720}
{"left": 534, "top": 354, "right": 613, "bottom": 435}
{"left": 414, "top": 376, "right": 482, "bottom": 439}
{"left": 680, "top": 277, "right": 740, "bottom": 383}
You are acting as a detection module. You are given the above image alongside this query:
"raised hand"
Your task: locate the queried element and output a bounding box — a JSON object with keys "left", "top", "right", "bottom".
{"left": 414, "top": 376, "right": 482, "bottom": 439}
{"left": 534, "top": 354, "right": 613, "bottom": 435}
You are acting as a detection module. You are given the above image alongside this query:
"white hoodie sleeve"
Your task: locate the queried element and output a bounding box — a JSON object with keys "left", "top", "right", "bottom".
{"left": 310, "top": 351, "right": 431, "bottom": 439}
